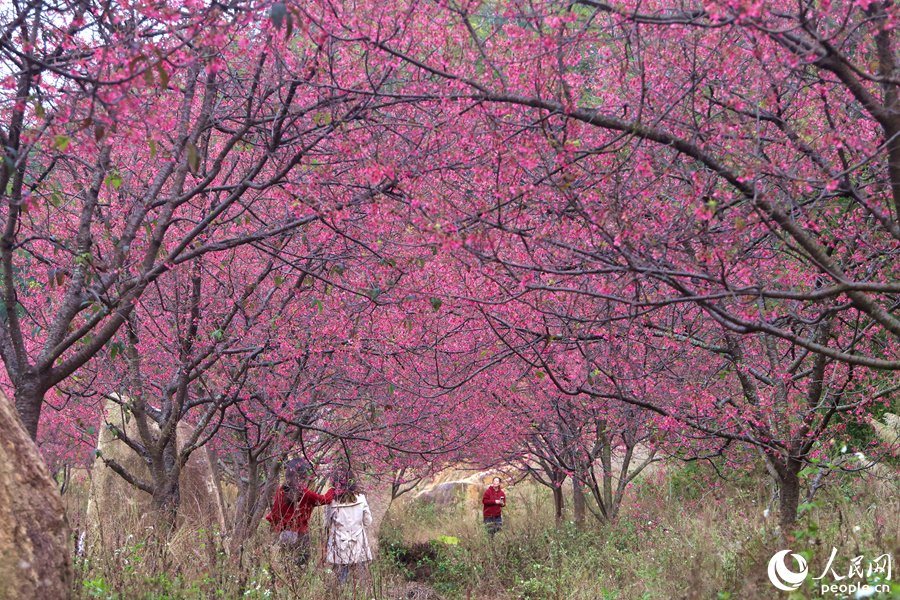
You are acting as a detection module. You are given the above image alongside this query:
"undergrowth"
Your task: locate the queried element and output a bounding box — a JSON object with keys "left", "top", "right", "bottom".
{"left": 68, "top": 463, "right": 900, "bottom": 599}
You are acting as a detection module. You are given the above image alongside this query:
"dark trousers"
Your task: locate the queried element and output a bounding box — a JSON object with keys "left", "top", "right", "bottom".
{"left": 279, "top": 530, "right": 311, "bottom": 566}
{"left": 336, "top": 562, "right": 368, "bottom": 584}
{"left": 484, "top": 516, "right": 502, "bottom": 536}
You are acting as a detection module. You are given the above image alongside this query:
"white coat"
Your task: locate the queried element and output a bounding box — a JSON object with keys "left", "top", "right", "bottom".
{"left": 325, "top": 494, "right": 373, "bottom": 564}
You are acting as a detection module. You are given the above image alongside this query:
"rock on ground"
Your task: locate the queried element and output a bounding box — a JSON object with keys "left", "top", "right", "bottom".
{"left": 0, "top": 389, "right": 71, "bottom": 600}
{"left": 84, "top": 399, "right": 227, "bottom": 543}
{"left": 412, "top": 469, "right": 499, "bottom": 511}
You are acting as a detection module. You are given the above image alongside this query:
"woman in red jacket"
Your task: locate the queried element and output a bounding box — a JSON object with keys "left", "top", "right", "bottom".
{"left": 482, "top": 477, "right": 506, "bottom": 536}
{"left": 266, "top": 459, "right": 334, "bottom": 566}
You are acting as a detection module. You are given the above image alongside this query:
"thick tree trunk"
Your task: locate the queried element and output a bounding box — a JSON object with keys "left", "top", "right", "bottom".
{"left": 599, "top": 432, "right": 614, "bottom": 515}
{"left": 151, "top": 476, "right": 181, "bottom": 529}
{"left": 0, "top": 389, "right": 71, "bottom": 600}
{"left": 572, "top": 477, "right": 586, "bottom": 525}
{"left": 231, "top": 455, "right": 259, "bottom": 544}
{"left": 779, "top": 460, "right": 802, "bottom": 531}
{"left": 233, "top": 459, "right": 281, "bottom": 550}
{"left": 552, "top": 485, "right": 564, "bottom": 526}
{"left": 149, "top": 444, "right": 182, "bottom": 529}
{"left": 14, "top": 376, "right": 46, "bottom": 441}
{"left": 145, "top": 421, "right": 184, "bottom": 529}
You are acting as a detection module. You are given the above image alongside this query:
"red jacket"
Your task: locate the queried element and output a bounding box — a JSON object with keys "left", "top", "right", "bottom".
{"left": 266, "top": 486, "right": 334, "bottom": 533}
{"left": 482, "top": 486, "right": 506, "bottom": 518}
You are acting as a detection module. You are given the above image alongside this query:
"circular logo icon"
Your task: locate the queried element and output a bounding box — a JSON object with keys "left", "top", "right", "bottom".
{"left": 767, "top": 550, "right": 808, "bottom": 592}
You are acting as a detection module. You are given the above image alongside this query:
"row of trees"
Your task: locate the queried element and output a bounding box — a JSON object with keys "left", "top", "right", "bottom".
{"left": 5, "top": 0, "right": 900, "bottom": 597}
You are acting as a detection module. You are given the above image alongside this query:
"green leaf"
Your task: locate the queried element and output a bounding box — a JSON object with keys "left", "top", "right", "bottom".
{"left": 106, "top": 173, "right": 123, "bottom": 190}
{"left": 186, "top": 142, "right": 200, "bottom": 172}
{"left": 388, "top": 383, "right": 395, "bottom": 395}
{"left": 35, "top": 103, "right": 44, "bottom": 119}
{"left": 0, "top": 148, "right": 13, "bottom": 178}
{"left": 536, "top": 371, "right": 545, "bottom": 380}
{"left": 54, "top": 135, "right": 71, "bottom": 151}
{"left": 430, "top": 297, "right": 442, "bottom": 311}
{"left": 149, "top": 139, "right": 157, "bottom": 159}
{"left": 314, "top": 112, "right": 332, "bottom": 126}
{"left": 211, "top": 329, "right": 225, "bottom": 340}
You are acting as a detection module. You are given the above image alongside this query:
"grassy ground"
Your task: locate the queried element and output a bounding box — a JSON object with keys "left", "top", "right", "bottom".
{"left": 68, "top": 462, "right": 900, "bottom": 599}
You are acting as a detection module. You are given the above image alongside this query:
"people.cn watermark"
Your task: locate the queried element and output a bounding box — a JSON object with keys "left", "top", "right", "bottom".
{"left": 767, "top": 548, "right": 893, "bottom": 596}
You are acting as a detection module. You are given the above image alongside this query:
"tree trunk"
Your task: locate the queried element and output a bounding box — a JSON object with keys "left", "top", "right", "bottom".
{"left": 779, "top": 459, "right": 802, "bottom": 531}
{"left": 231, "top": 453, "right": 259, "bottom": 544}
{"left": 14, "top": 376, "right": 46, "bottom": 441}
{"left": 247, "top": 462, "right": 282, "bottom": 539}
{"left": 553, "top": 485, "right": 564, "bottom": 526}
{"left": 600, "top": 442, "right": 614, "bottom": 515}
{"left": 151, "top": 477, "right": 181, "bottom": 529}
{"left": 0, "top": 389, "right": 71, "bottom": 600}
{"left": 140, "top": 431, "right": 181, "bottom": 529}
{"left": 150, "top": 450, "right": 182, "bottom": 530}
{"left": 232, "top": 454, "right": 281, "bottom": 550}
{"left": 572, "top": 477, "right": 585, "bottom": 526}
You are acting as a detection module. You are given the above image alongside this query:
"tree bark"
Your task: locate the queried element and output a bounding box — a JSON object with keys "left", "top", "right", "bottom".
{"left": 552, "top": 484, "right": 564, "bottom": 526}
{"left": 572, "top": 477, "right": 586, "bottom": 525}
{"left": 233, "top": 458, "right": 281, "bottom": 550}
{"left": 151, "top": 472, "right": 181, "bottom": 529}
{"left": 231, "top": 451, "right": 259, "bottom": 545}
{"left": 779, "top": 459, "right": 802, "bottom": 531}
{"left": 13, "top": 376, "right": 47, "bottom": 441}
{"left": 0, "top": 389, "right": 71, "bottom": 600}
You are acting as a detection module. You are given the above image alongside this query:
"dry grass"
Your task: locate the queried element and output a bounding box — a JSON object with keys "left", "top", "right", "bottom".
{"left": 65, "top": 462, "right": 900, "bottom": 599}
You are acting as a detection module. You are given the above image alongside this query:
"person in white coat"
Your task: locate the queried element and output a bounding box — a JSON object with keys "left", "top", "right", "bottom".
{"left": 325, "top": 473, "right": 373, "bottom": 583}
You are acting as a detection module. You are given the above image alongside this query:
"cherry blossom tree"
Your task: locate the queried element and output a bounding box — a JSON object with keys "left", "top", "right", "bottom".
{"left": 511, "top": 378, "right": 663, "bottom": 525}
{"left": 0, "top": 0, "right": 408, "bottom": 591}
{"left": 292, "top": 0, "right": 900, "bottom": 526}
{"left": 0, "top": 0, "right": 408, "bottom": 442}
{"left": 12, "top": 0, "right": 900, "bottom": 593}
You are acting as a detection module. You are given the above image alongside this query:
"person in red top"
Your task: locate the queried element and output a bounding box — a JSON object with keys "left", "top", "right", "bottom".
{"left": 266, "top": 459, "right": 334, "bottom": 565}
{"left": 482, "top": 476, "right": 506, "bottom": 536}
